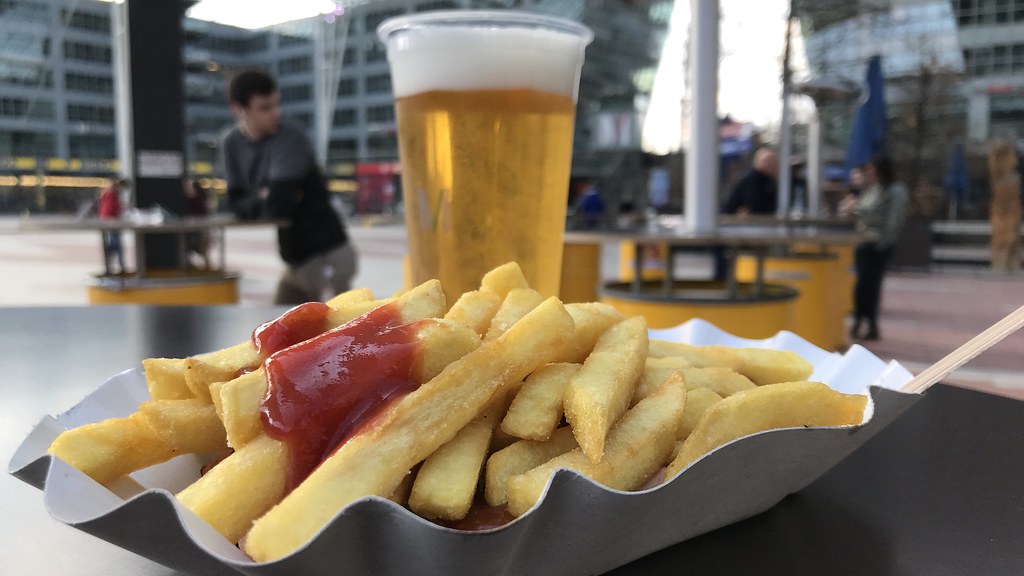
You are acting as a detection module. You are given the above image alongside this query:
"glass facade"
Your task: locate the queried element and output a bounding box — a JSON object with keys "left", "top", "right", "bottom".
{"left": 1, "top": 0, "right": 669, "bottom": 212}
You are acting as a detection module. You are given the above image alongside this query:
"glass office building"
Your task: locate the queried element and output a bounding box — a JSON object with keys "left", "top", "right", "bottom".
{"left": 0, "top": 0, "right": 670, "bottom": 213}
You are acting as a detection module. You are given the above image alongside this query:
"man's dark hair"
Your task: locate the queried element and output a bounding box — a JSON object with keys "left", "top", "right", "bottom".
{"left": 228, "top": 70, "right": 277, "bottom": 107}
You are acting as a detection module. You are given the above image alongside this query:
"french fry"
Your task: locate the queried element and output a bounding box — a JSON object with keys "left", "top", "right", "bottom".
{"left": 484, "top": 288, "right": 545, "bottom": 342}
{"left": 501, "top": 363, "right": 580, "bottom": 441}
{"left": 665, "top": 381, "right": 867, "bottom": 479}
{"left": 563, "top": 316, "right": 647, "bottom": 463}
{"left": 408, "top": 395, "right": 511, "bottom": 520}
{"left": 647, "top": 340, "right": 745, "bottom": 371}
{"left": 633, "top": 364, "right": 755, "bottom": 404}
{"left": 408, "top": 420, "right": 493, "bottom": 520}
{"left": 49, "top": 399, "right": 226, "bottom": 485}
{"left": 506, "top": 373, "right": 686, "bottom": 518}
{"left": 324, "top": 287, "right": 374, "bottom": 308}
{"left": 176, "top": 434, "right": 287, "bottom": 544}
{"left": 142, "top": 358, "right": 193, "bottom": 401}
{"left": 444, "top": 289, "right": 502, "bottom": 337}
{"left": 385, "top": 468, "right": 416, "bottom": 506}
{"left": 216, "top": 319, "right": 479, "bottom": 451}
{"left": 484, "top": 426, "right": 578, "bottom": 507}
{"left": 678, "top": 387, "right": 723, "bottom": 439}
{"left": 244, "top": 297, "right": 574, "bottom": 562}
{"left": 727, "top": 347, "right": 814, "bottom": 386}
{"left": 555, "top": 303, "right": 625, "bottom": 364}
{"left": 479, "top": 262, "right": 530, "bottom": 300}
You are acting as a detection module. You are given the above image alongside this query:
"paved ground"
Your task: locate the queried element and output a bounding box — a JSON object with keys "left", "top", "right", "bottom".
{"left": 1, "top": 216, "right": 1021, "bottom": 400}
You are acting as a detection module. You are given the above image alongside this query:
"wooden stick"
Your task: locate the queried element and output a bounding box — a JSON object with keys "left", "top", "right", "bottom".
{"left": 901, "top": 304, "right": 1024, "bottom": 394}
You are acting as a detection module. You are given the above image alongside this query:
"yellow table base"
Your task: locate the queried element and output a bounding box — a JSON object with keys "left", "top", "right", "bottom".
{"left": 88, "top": 273, "right": 239, "bottom": 305}
{"left": 600, "top": 281, "right": 797, "bottom": 338}
{"left": 737, "top": 253, "right": 844, "bottom": 350}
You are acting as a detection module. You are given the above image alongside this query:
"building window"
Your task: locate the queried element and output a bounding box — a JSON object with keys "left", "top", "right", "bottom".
{"left": 335, "top": 108, "right": 356, "bottom": 126}
{"left": 365, "top": 8, "right": 404, "bottom": 33}
{"left": 338, "top": 78, "right": 356, "bottom": 97}
{"left": 1, "top": 63, "right": 52, "bottom": 87}
{"left": 367, "top": 134, "right": 397, "bottom": 159}
{"left": 0, "top": 97, "right": 53, "bottom": 120}
{"left": 0, "top": 131, "right": 55, "bottom": 157}
{"left": 365, "top": 73, "right": 392, "bottom": 94}
{"left": 278, "top": 55, "right": 312, "bottom": 76}
{"left": 278, "top": 34, "right": 310, "bottom": 48}
{"left": 367, "top": 105, "right": 395, "bottom": 123}
{"left": 343, "top": 48, "right": 356, "bottom": 66}
{"left": 61, "top": 9, "right": 111, "bottom": 32}
{"left": 65, "top": 72, "right": 113, "bottom": 94}
{"left": 365, "top": 42, "right": 387, "bottom": 63}
{"left": 69, "top": 135, "right": 115, "bottom": 160}
{"left": 328, "top": 138, "right": 357, "bottom": 162}
{"left": 416, "top": 1, "right": 458, "bottom": 12}
{"left": 67, "top": 104, "right": 114, "bottom": 125}
{"left": 63, "top": 41, "right": 112, "bottom": 64}
{"left": 280, "top": 84, "right": 312, "bottom": 101}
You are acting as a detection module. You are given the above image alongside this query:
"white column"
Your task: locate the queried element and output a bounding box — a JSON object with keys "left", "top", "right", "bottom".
{"left": 111, "top": 0, "right": 134, "bottom": 194}
{"left": 807, "top": 104, "right": 821, "bottom": 217}
{"left": 685, "top": 0, "right": 719, "bottom": 234}
{"left": 967, "top": 90, "right": 990, "bottom": 143}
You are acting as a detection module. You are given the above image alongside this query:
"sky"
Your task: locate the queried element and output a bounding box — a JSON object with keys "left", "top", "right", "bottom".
{"left": 186, "top": 0, "right": 808, "bottom": 154}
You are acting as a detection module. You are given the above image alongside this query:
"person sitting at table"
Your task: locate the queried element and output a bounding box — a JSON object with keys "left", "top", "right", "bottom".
{"left": 97, "top": 177, "right": 128, "bottom": 276}
{"left": 713, "top": 147, "right": 780, "bottom": 280}
{"left": 848, "top": 154, "right": 908, "bottom": 341}
{"left": 221, "top": 70, "right": 357, "bottom": 304}
{"left": 722, "top": 146, "right": 779, "bottom": 217}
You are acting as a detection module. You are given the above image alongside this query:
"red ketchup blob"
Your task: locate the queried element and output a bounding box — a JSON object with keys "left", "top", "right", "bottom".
{"left": 252, "top": 302, "right": 331, "bottom": 356}
{"left": 259, "top": 304, "right": 425, "bottom": 491}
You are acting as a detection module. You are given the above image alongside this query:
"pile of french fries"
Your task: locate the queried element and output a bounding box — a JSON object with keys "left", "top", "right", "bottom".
{"left": 47, "top": 262, "right": 867, "bottom": 563}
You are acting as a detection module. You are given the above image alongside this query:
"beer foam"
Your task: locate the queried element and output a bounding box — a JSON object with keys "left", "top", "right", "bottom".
{"left": 385, "top": 26, "right": 588, "bottom": 99}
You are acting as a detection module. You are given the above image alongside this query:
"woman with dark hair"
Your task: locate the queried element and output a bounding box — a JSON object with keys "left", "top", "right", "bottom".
{"left": 849, "top": 154, "right": 908, "bottom": 341}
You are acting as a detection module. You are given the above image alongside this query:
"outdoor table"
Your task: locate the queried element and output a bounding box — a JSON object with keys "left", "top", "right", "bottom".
{"left": 16, "top": 215, "right": 286, "bottom": 304}
{"left": 565, "top": 222, "right": 867, "bottom": 298}
{"left": 17, "top": 214, "right": 286, "bottom": 277}
{"left": 3, "top": 306, "right": 1022, "bottom": 574}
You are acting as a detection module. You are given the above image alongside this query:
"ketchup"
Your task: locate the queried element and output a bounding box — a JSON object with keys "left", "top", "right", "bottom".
{"left": 259, "top": 304, "right": 424, "bottom": 491}
{"left": 252, "top": 302, "right": 331, "bottom": 356}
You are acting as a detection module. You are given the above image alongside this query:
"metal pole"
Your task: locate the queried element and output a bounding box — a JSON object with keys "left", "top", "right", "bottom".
{"left": 807, "top": 104, "right": 822, "bottom": 216}
{"left": 777, "top": 3, "right": 794, "bottom": 218}
{"left": 111, "top": 1, "right": 134, "bottom": 192}
{"left": 685, "top": 0, "right": 719, "bottom": 235}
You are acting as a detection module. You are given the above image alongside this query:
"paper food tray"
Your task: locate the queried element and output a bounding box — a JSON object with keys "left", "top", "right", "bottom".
{"left": 10, "top": 318, "right": 920, "bottom": 576}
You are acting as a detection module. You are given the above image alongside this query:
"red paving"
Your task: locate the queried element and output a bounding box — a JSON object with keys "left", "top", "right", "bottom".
{"left": 860, "top": 270, "right": 1024, "bottom": 399}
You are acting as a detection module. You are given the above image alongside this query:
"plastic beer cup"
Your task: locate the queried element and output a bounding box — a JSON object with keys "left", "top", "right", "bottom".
{"left": 378, "top": 11, "right": 593, "bottom": 299}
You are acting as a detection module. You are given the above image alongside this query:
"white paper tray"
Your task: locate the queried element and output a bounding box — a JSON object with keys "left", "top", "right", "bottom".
{"left": 10, "top": 319, "right": 920, "bottom": 576}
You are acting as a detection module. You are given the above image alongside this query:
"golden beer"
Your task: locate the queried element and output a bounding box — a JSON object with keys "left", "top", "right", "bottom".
{"left": 396, "top": 88, "right": 576, "bottom": 299}
{"left": 379, "top": 11, "right": 592, "bottom": 300}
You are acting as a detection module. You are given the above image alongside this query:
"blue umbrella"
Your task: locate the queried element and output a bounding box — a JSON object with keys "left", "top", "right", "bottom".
{"left": 944, "top": 143, "right": 969, "bottom": 206}
{"left": 846, "top": 55, "right": 887, "bottom": 171}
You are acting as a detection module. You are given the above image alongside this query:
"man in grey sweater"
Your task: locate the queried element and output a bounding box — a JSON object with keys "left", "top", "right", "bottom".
{"left": 221, "top": 70, "right": 356, "bottom": 304}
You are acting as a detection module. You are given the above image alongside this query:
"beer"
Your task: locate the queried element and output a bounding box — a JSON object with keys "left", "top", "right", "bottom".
{"left": 379, "top": 12, "right": 592, "bottom": 300}
{"left": 396, "top": 88, "right": 575, "bottom": 299}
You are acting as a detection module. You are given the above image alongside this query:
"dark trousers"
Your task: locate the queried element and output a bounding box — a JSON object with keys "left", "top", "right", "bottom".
{"left": 853, "top": 243, "right": 894, "bottom": 326}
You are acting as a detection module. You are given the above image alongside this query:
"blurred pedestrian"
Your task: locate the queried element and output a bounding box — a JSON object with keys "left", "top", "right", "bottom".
{"left": 98, "top": 177, "right": 128, "bottom": 275}
{"left": 185, "top": 178, "right": 211, "bottom": 269}
{"left": 722, "top": 147, "right": 779, "bottom": 216}
{"left": 987, "top": 140, "right": 1022, "bottom": 273}
{"left": 221, "top": 70, "right": 357, "bottom": 304}
{"left": 849, "top": 154, "right": 908, "bottom": 341}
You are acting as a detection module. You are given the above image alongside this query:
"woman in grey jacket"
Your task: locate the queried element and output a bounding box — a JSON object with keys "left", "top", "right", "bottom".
{"left": 849, "top": 155, "right": 908, "bottom": 341}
